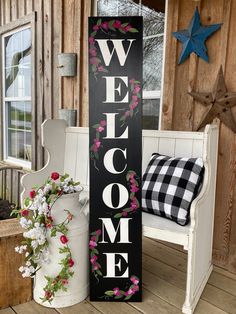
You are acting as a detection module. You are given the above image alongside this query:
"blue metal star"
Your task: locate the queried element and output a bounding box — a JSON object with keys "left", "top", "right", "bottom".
{"left": 172, "top": 7, "right": 222, "bottom": 64}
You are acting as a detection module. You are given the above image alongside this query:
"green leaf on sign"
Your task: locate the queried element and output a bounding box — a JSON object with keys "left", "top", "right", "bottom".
{"left": 97, "top": 19, "right": 102, "bottom": 25}
{"left": 114, "top": 213, "right": 122, "bottom": 218}
{"left": 108, "top": 20, "right": 115, "bottom": 31}
{"left": 105, "top": 290, "right": 114, "bottom": 296}
{"left": 129, "top": 28, "right": 138, "bottom": 33}
{"left": 121, "top": 22, "right": 129, "bottom": 27}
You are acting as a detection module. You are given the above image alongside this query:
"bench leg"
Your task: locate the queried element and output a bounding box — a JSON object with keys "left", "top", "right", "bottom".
{"left": 182, "top": 230, "right": 213, "bottom": 314}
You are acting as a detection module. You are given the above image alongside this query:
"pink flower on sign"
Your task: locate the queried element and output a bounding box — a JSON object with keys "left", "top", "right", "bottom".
{"left": 113, "top": 20, "right": 122, "bottom": 28}
{"left": 96, "top": 126, "right": 104, "bottom": 132}
{"left": 101, "top": 21, "right": 109, "bottom": 30}
{"left": 122, "top": 211, "right": 128, "bottom": 217}
{"left": 93, "top": 263, "right": 99, "bottom": 270}
{"left": 91, "top": 236, "right": 96, "bottom": 241}
{"left": 130, "top": 276, "right": 139, "bottom": 285}
{"left": 100, "top": 120, "right": 106, "bottom": 127}
{"left": 89, "top": 240, "right": 97, "bottom": 248}
{"left": 88, "top": 36, "right": 95, "bottom": 44}
{"left": 125, "top": 289, "right": 134, "bottom": 296}
{"left": 93, "top": 25, "right": 100, "bottom": 31}
{"left": 129, "top": 172, "right": 135, "bottom": 179}
{"left": 90, "top": 255, "right": 98, "bottom": 264}
{"left": 113, "top": 287, "right": 121, "bottom": 296}
{"left": 94, "top": 138, "right": 101, "bottom": 148}
{"left": 89, "top": 48, "right": 97, "bottom": 57}
{"left": 132, "top": 95, "right": 138, "bottom": 101}
{"left": 131, "top": 185, "right": 139, "bottom": 193}
{"left": 129, "top": 78, "right": 135, "bottom": 84}
{"left": 125, "top": 111, "right": 130, "bottom": 117}
{"left": 124, "top": 25, "right": 132, "bottom": 31}
{"left": 92, "top": 145, "right": 98, "bottom": 153}
{"left": 90, "top": 57, "right": 98, "bottom": 65}
{"left": 133, "top": 85, "right": 140, "bottom": 94}
{"left": 98, "top": 65, "right": 105, "bottom": 72}
{"left": 133, "top": 285, "right": 139, "bottom": 291}
{"left": 96, "top": 229, "right": 102, "bottom": 235}
{"left": 131, "top": 203, "right": 138, "bottom": 210}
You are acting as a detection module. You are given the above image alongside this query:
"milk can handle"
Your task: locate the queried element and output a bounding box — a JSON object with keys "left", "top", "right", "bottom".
{"left": 79, "top": 197, "right": 89, "bottom": 216}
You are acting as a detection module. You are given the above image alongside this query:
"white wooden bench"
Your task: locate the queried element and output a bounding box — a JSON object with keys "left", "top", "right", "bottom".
{"left": 21, "top": 119, "right": 219, "bottom": 314}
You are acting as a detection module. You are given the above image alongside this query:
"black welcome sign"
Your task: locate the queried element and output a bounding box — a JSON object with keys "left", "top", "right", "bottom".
{"left": 89, "top": 16, "right": 142, "bottom": 302}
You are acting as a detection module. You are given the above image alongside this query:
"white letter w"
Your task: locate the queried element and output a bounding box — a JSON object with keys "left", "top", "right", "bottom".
{"left": 95, "top": 39, "right": 135, "bottom": 66}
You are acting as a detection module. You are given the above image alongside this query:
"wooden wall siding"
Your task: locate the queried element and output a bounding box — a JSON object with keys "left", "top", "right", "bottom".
{"left": 162, "top": 0, "right": 236, "bottom": 273}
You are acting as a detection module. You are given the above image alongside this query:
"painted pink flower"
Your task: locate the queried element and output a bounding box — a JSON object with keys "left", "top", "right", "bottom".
{"left": 100, "top": 120, "right": 106, "bottom": 127}
{"left": 89, "top": 48, "right": 97, "bottom": 57}
{"left": 125, "top": 111, "right": 130, "bottom": 117}
{"left": 101, "top": 21, "right": 109, "bottom": 30}
{"left": 90, "top": 255, "right": 98, "bottom": 264}
{"left": 124, "top": 25, "right": 132, "bottom": 32}
{"left": 132, "top": 95, "right": 138, "bottom": 101}
{"left": 96, "top": 229, "right": 102, "bottom": 235}
{"left": 113, "top": 287, "right": 121, "bottom": 296}
{"left": 113, "top": 20, "right": 122, "bottom": 28}
{"left": 61, "top": 279, "right": 69, "bottom": 285}
{"left": 88, "top": 36, "right": 95, "bottom": 44}
{"left": 90, "top": 57, "right": 98, "bottom": 65}
{"left": 68, "top": 258, "right": 74, "bottom": 267}
{"left": 93, "top": 263, "right": 99, "bottom": 270}
{"left": 133, "top": 285, "right": 139, "bottom": 291}
{"left": 131, "top": 203, "right": 138, "bottom": 210}
{"left": 129, "top": 78, "right": 135, "bottom": 84}
{"left": 129, "top": 172, "right": 135, "bottom": 179}
{"left": 94, "top": 138, "right": 101, "bottom": 148}
{"left": 125, "top": 289, "right": 134, "bottom": 296}
{"left": 91, "top": 236, "right": 96, "bottom": 241}
{"left": 130, "top": 103, "right": 138, "bottom": 110}
{"left": 96, "top": 126, "right": 104, "bottom": 132}
{"left": 92, "top": 145, "right": 98, "bottom": 153}
{"left": 122, "top": 211, "right": 128, "bottom": 217}
{"left": 93, "top": 25, "right": 100, "bottom": 31}
{"left": 89, "top": 240, "right": 97, "bottom": 248}
{"left": 130, "top": 276, "right": 139, "bottom": 285}
{"left": 131, "top": 185, "right": 139, "bottom": 193}
{"left": 133, "top": 85, "right": 140, "bottom": 94}
{"left": 98, "top": 65, "right": 105, "bottom": 72}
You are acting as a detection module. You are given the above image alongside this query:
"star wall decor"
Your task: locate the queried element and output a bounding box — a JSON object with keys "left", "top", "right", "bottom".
{"left": 172, "top": 7, "right": 222, "bottom": 64}
{"left": 188, "top": 66, "right": 236, "bottom": 132}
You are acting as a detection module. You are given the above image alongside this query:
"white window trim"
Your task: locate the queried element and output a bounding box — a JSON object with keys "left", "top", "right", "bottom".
{"left": 93, "top": 0, "right": 167, "bottom": 130}
{"left": 2, "top": 24, "right": 32, "bottom": 169}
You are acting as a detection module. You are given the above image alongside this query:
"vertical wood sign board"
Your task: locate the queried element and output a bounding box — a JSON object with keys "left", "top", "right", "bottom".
{"left": 89, "top": 17, "right": 142, "bottom": 302}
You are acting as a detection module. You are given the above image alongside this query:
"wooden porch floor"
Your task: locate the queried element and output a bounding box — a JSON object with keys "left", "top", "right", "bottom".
{"left": 1, "top": 237, "right": 236, "bottom": 314}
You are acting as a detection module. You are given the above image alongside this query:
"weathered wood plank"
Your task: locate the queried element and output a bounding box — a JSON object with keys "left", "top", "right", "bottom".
{"left": 57, "top": 300, "right": 101, "bottom": 314}
{"left": 12, "top": 301, "right": 58, "bottom": 314}
{"left": 11, "top": 0, "right": 18, "bottom": 21}
{"left": 86, "top": 300, "right": 141, "bottom": 314}
{"left": 0, "top": 308, "right": 15, "bottom": 314}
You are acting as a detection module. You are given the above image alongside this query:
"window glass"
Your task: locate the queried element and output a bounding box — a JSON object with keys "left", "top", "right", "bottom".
{"left": 3, "top": 26, "right": 32, "bottom": 165}
{"left": 143, "top": 99, "right": 160, "bottom": 129}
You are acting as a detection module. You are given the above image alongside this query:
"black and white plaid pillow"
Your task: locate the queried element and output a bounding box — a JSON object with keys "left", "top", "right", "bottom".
{"left": 142, "top": 154, "right": 204, "bottom": 226}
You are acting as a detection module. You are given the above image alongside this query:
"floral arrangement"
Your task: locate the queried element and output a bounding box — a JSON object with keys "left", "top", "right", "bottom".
{"left": 104, "top": 276, "right": 140, "bottom": 300}
{"left": 12, "top": 172, "right": 83, "bottom": 303}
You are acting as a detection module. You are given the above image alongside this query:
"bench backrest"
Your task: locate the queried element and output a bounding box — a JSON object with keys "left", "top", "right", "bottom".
{"left": 63, "top": 126, "right": 211, "bottom": 188}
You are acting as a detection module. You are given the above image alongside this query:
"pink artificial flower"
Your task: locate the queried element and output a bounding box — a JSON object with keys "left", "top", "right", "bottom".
{"left": 88, "top": 36, "right": 95, "bottom": 44}
{"left": 133, "top": 85, "right": 140, "bottom": 94}
{"left": 90, "top": 255, "right": 98, "bottom": 264}
{"left": 60, "top": 235, "right": 68, "bottom": 244}
{"left": 29, "top": 190, "right": 36, "bottom": 199}
{"left": 100, "top": 120, "right": 106, "bottom": 127}
{"left": 96, "top": 229, "right": 102, "bottom": 235}
{"left": 89, "top": 240, "right": 97, "bottom": 248}
{"left": 124, "top": 25, "right": 132, "bottom": 31}
{"left": 98, "top": 65, "right": 105, "bottom": 72}
{"left": 21, "top": 209, "right": 29, "bottom": 217}
{"left": 90, "top": 57, "right": 98, "bottom": 65}
{"left": 93, "top": 263, "right": 99, "bottom": 270}
{"left": 113, "top": 287, "right": 121, "bottom": 296}
{"left": 132, "top": 285, "right": 139, "bottom": 291}
{"left": 68, "top": 258, "right": 74, "bottom": 267}
{"left": 113, "top": 20, "right": 122, "bottom": 28}
{"left": 125, "top": 111, "right": 130, "bottom": 117}
{"left": 92, "top": 145, "right": 98, "bottom": 153}
{"left": 129, "top": 172, "right": 135, "bottom": 179}
{"left": 122, "top": 211, "right": 128, "bottom": 217}
{"left": 51, "top": 172, "right": 59, "bottom": 180}
{"left": 132, "top": 95, "right": 138, "bottom": 101}
{"left": 129, "top": 78, "right": 135, "bottom": 84}
{"left": 89, "top": 48, "right": 97, "bottom": 57}
{"left": 101, "top": 21, "right": 109, "bottom": 30}
{"left": 130, "top": 276, "right": 139, "bottom": 285}
{"left": 91, "top": 236, "right": 96, "bottom": 241}
{"left": 131, "top": 203, "right": 138, "bottom": 210}
{"left": 96, "top": 126, "right": 104, "bottom": 132}
{"left": 125, "top": 289, "right": 134, "bottom": 296}
{"left": 93, "top": 25, "right": 100, "bottom": 31}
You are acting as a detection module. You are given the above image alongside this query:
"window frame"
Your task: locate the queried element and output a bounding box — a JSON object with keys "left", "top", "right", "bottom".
{"left": 93, "top": 0, "right": 168, "bottom": 130}
{"left": 0, "top": 13, "right": 36, "bottom": 169}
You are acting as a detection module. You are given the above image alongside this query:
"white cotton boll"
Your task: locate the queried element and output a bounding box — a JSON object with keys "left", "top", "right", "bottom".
{"left": 26, "top": 261, "right": 31, "bottom": 267}
{"left": 43, "top": 184, "right": 52, "bottom": 194}
{"left": 25, "top": 252, "right": 29, "bottom": 257}
{"left": 74, "top": 184, "right": 82, "bottom": 192}
{"left": 19, "top": 266, "right": 24, "bottom": 272}
{"left": 15, "top": 246, "right": 20, "bottom": 252}
{"left": 31, "top": 240, "right": 39, "bottom": 249}
{"left": 20, "top": 217, "right": 32, "bottom": 229}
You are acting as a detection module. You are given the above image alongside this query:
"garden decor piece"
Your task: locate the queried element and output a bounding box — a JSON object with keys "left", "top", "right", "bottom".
{"left": 12, "top": 173, "right": 89, "bottom": 308}
{"left": 189, "top": 66, "right": 236, "bottom": 132}
{"left": 172, "top": 7, "right": 222, "bottom": 64}
{"left": 89, "top": 17, "right": 142, "bottom": 301}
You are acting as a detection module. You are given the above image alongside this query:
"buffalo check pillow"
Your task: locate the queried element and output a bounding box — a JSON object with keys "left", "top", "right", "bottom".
{"left": 142, "top": 154, "right": 204, "bottom": 226}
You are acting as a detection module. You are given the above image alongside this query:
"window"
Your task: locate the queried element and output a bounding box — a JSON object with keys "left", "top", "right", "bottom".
{"left": 2, "top": 25, "right": 32, "bottom": 168}
{"left": 94, "top": 0, "right": 166, "bottom": 130}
